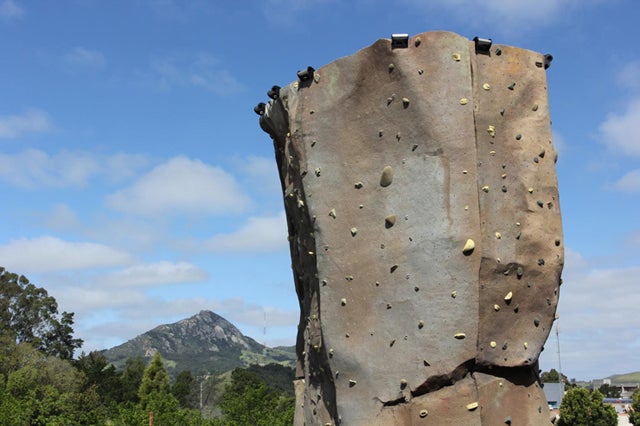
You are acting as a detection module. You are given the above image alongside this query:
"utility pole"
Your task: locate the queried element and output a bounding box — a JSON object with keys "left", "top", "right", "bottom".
{"left": 556, "top": 324, "right": 563, "bottom": 385}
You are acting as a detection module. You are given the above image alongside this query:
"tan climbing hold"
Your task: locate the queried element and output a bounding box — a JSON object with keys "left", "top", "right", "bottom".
{"left": 524, "top": 342, "right": 529, "bottom": 349}
{"left": 329, "top": 208, "right": 336, "bottom": 218}
{"left": 454, "top": 333, "right": 466, "bottom": 339}
{"left": 350, "top": 227, "right": 358, "bottom": 236}
{"left": 466, "top": 402, "right": 479, "bottom": 410}
{"left": 462, "top": 239, "right": 475, "bottom": 255}
{"left": 419, "top": 409, "right": 429, "bottom": 418}
{"left": 482, "top": 185, "right": 489, "bottom": 193}
{"left": 452, "top": 53, "right": 461, "bottom": 61}
{"left": 385, "top": 215, "right": 396, "bottom": 228}
{"left": 504, "top": 291, "right": 513, "bottom": 302}
{"left": 493, "top": 304, "right": 500, "bottom": 311}
{"left": 460, "top": 98, "right": 468, "bottom": 105}
{"left": 380, "top": 166, "right": 394, "bottom": 187}
{"left": 490, "top": 341, "right": 497, "bottom": 348}
{"left": 528, "top": 187, "right": 534, "bottom": 193}
{"left": 451, "top": 290, "right": 457, "bottom": 298}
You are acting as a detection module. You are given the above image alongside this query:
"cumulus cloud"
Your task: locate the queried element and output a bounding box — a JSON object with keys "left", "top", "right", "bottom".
{"left": 63, "top": 47, "right": 106, "bottom": 69}
{"left": 613, "top": 169, "right": 640, "bottom": 192}
{"left": 0, "top": 236, "right": 132, "bottom": 273}
{"left": 398, "top": 0, "right": 592, "bottom": 33}
{"left": 99, "top": 261, "right": 208, "bottom": 288}
{"left": 538, "top": 247, "right": 640, "bottom": 379}
{"left": 144, "top": 53, "right": 245, "bottom": 95}
{"left": 0, "top": 0, "right": 24, "bottom": 20}
{"left": 205, "top": 212, "right": 288, "bottom": 252}
{"left": 107, "top": 156, "right": 251, "bottom": 216}
{"left": 0, "top": 109, "right": 51, "bottom": 139}
{"left": 598, "top": 98, "right": 640, "bottom": 157}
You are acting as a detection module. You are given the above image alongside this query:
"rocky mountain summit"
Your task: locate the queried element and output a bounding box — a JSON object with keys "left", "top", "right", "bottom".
{"left": 101, "top": 310, "right": 295, "bottom": 376}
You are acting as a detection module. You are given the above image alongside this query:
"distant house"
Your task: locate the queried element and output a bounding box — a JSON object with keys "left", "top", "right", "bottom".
{"left": 543, "top": 382, "right": 565, "bottom": 409}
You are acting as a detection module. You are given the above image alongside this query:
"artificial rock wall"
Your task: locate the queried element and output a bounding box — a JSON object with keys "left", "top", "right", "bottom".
{"left": 258, "top": 31, "right": 563, "bottom": 425}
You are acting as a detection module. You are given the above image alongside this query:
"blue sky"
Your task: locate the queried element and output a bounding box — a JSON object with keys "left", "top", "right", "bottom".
{"left": 1, "top": 0, "right": 639, "bottom": 381}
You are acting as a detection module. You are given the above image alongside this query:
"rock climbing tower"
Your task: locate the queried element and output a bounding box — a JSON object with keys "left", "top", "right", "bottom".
{"left": 257, "top": 31, "right": 563, "bottom": 425}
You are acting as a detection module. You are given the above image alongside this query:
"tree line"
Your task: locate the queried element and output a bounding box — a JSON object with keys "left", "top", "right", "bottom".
{"left": 0, "top": 267, "right": 294, "bottom": 425}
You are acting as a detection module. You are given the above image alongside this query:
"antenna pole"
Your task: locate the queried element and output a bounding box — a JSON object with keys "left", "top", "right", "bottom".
{"left": 556, "top": 325, "right": 563, "bottom": 384}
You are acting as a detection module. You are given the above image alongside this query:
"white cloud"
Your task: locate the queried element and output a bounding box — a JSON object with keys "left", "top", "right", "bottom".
{"left": 538, "top": 247, "right": 640, "bottom": 380}
{"left": 616, "top": 60, "right": 640, "bottom": 91}
{"left": 0, "top": 109, "right": 51, "bottom": 139}
{"left": 43, "top": 204, "right": 81, "bottom": 231}
{"left": 599, "top": 98, "right": 640, "bottom": 157}
{"left": 205, "top": 212, "right": 288, "bottom": 252}
{"left": 0, "top": 236, "right": 132, "bottom": 273}
{"left": 63, "top": 47, "right": 106, "bottom": 69}
{"left": 107, "top": 156, "right": 252, "bottom": 216}
{"left": 145, "top": 53, "right": 245, "bottom": 95}
{"left": 613, "top": 169, "right": 640, "bottom": 192}
{"left": 99, "top": 261, "right": 208, "bottom": 288}
{"left": 0, "top": 149, "right": 150, "bottom": 189}
{"left": 0, "top": 0, "right": 24, "bottom": 20}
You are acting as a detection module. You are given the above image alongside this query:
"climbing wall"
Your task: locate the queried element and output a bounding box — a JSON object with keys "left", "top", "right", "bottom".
{"left": 258, "top": 31, "right": 563, "bottom": 425}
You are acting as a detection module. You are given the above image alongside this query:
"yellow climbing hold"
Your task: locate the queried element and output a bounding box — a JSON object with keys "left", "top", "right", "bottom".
{"left": 483, "top": 83, "right": 491, "bottom": 90}
{"left": 487, "top": 125, "right": 496, "bottom": 137}
{"left": 452, "top": 53, "right": 461, "bottom": 61}
{"left": 495, "top": 232, "right": 502, "bottom": 239}
{"left": 504, "top": 291, "right": 513, "bottom": 302}
{"left": 490, "top": 341, "right": 497, "bottom": 348}
{"left": 454, "top": 333, "right": 466, "bottom": 339}
{"left": 493, "top": 304, "right": 500, "bottom": 311}
{"left": 460, "top": 98, "right": 469, "bottom": 105}
{"left": 462, "top": 239, "right": 475, "bottom": 255}
{"left": 466, "top": 402, "right": 479, "bottom": 410}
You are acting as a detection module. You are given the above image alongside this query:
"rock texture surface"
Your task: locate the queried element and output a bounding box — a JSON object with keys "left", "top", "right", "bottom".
{"left": 259, "top": 31, "right": 563, "bottom": 425}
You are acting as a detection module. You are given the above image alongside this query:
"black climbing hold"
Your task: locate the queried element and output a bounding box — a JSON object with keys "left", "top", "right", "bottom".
{"left": 391, "top": 33, "right": 409, "bottom": 49}
{"left": 297, "top": 66, "right": 316, "bottom": 82}
{"left": 267, "top": 85, "right": 281, "bottom": 99}
{"left": 473, "top": 36, "right": 492, "bottom": 53}
{"left": 544, "top": 54, "right": 553, "bottom": 69}
{"left": 254, "top": 102, "right": 266, "bottom": 115}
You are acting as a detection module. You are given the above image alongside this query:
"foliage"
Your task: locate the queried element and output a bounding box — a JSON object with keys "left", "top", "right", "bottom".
{"left": 138, "top": 352, "right": 171, "bottom": 409}
{"left": 173, "top": 370, "right": 197, "bottom": 408}
{"left": 557, "top": 388, "right": 617, "bottom": 426}
{"left": 630, "top": 388, "right": 640, "bottom": 426}
{"left": 0, "top": 267, "right": 82, "bottom": 360}
{"left": 541, "top": 368, "right": 572, "bottom": 384}
{"left": 598, "top": 383, "right": 621, "bottom": 398}
{"left": 119, "top": 356, "right": 145, "bottom": 403}
{"left": 215, "top": 368, "right": 295, "bottom": 426}
{"left": 246, "top": 363, "right": 295, "bottom": 397}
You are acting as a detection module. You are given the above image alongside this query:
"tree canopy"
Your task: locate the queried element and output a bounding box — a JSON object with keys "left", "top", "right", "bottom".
{"left": 630, "top": 388, "right": 640, "bottom": 426}
{"left": 0, "top": 267, "right": 82, "bottom": 360}
{"left": 557, "top": 387, "right": 617, "bottom": 426}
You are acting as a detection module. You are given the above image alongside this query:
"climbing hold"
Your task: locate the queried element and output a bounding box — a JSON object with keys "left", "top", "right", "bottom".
{"left": 517, "top": 267, "right": 524, "bottom": 278}
{"left": 524, "top": 342, "right": 528, "bottom": 349}
{"left": 537, "top": 200, "right": 544, "bottom": 208}
{"left": 390, "top": 264, "right": 398, "bottom": 273}
{"left": 451, "top": 290, "right": 457, "bottom": 298}
{"left": 315, "top": 167, "right": 321, "bottom": 177}
{"left": 508, "top": 82, "right": 516, "bottom": 90}
{"left": 419, "top": 409, "right": 429, "bottom": 418}
{"left": 528, "top": 187, "right": 534, "bottom": 193}
{"left": 532, "top": 103, "right": 539, "bottom": 111}
{"left": 490, "top": 341, "right": 497, "bottom": 348}
{"left": 418, "top": 69, "right": 424, "bottom": 75}
{"left": 504, "top": 291, "right": 513, "bottom": 302}
{"left": 502, "top": 342, "right": 508, "bottom": 350}
{"left": 329, "top": 208, "right": 336, "bottom": 218}
{"left": 388, "top": 63, "right": 395, "bottom": 72}
{"left": 414, "top": 36, "right": 422, "bottom": 47}
{"left": 482, "top": 185, "right": 489, "bottom": 192}
{"left": 452, "top": 53, "right": 461, "bottom": 61}
{"left": 538, "top": 258, "right": 545, "bottom": 266}
{"left": 460, "top": 98, "right": 469, "bottom": 105}
{"left": 390, "top": 339, "right": 396, "bottom": 347}
{"left": 412, "top": 144, "right": 419, "bottom": 151}
{"left": 349, "top": 380, "right": 357, "bottom": 387}
{"left": 462, "top": 239, "right": 475, "bottom": 255}
{"left": 350, "top": 227, "right": 358, "bottom": 236}
{"left": 539, "top": 148, "right": 546, "bottom": 158}
{"left": 515, "top": 133, "right": 522, "bottom": 140}
{"left": 495, "top": 48, "right": 502, "bottom": 56}
{"left": 418, "top": 320, "right": 425, "bottom": 329}
{"left": 494, "top": 304, "right": 500, "bottom": 311}
{"left": 487, "top": 125, "right": 496, "bottom": 137}
{"left": 400, "top": 379, "right": 408, "bottom": 388}
{"left": 483, "top": 83, "right": 491, "bottom": 90}
{"left": 354, "top": 182, "right": 363, "bottom": 189}
{"left": 454, "top": 333, "right": 466, "bottom": 339}
{"left": 345, "top": 275, "right": 353, "bottom": 281}
{"left": 402, "top": 97, "right": 410, "bottom": 108}
{"left": 466, "top": 402, "right": 479, "bottom": 411}
{"left": 534, "top": 318, "right": 540, "bottom": 327}
{"left": 423, "top": 359, "right": 430, "bottom": 366}
{"left": 341, "top": 298, "right": 347, "bottom": 306}
{"left": 501, "top": 185, "right": 507, "bottom": 193}
{"left": 385, "top": 215, "right": 397, "bottom": 228}
{"left": 495, "top": 232, "right": 502, "bottom": 239}
{"left": 380, "top": 166, "right": 394, "bottom": 187}
{"left": 490, "top": 150, "right": 496, "bottom": 156}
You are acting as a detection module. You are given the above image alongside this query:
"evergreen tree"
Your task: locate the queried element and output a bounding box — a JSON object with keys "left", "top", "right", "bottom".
{"left": 138, "top": 352, "right": 171, "bottom": 409}
{"left": 120, "top": 356, "right": 145, "bottom": 403}
{"left": 172, "top": 370, "right": 197, "bottom": 408}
